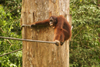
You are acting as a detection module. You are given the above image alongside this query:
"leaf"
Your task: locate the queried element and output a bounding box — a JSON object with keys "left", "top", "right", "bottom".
{"left": 80, "top": 0, "right": 82, "bottom": 2}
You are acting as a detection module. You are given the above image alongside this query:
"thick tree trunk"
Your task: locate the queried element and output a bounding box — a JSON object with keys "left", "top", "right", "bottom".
{"left": 21, "top": 0, "right": 70, "bottom": 67}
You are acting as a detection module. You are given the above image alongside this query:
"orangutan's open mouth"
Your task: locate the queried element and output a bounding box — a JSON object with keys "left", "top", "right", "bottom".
{"left": 49, "top": 22, "right": 53, "bottom": 26}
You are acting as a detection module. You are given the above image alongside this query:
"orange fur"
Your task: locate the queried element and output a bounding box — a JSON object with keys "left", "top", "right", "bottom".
{"left": 31, "top": 15, "right": 72, "bottom": 45}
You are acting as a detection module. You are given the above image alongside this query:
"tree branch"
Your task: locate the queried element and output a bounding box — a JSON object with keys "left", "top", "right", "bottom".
{"left": 0, "top": 48, "right": 22, "bottom": 57}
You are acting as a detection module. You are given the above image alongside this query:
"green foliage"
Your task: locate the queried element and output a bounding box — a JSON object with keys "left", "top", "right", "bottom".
{"left": 0, "top": 51, "right": 22, "bottom": 67}
{"left": 70, "top": 0, "right": 100, "bottom": 67}
{"left": 4, "top": 0, "right": 22, "bottom": 17}
{"left": 0, "top": 5, "right": 6, "bottom": 26}
{"left": 0, "top": 0, "right": 22, "bottom": 66}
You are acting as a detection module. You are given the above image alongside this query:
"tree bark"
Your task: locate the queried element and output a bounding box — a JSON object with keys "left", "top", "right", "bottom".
{"left": 21, "top": 0, "right": 70, "bottom": 67}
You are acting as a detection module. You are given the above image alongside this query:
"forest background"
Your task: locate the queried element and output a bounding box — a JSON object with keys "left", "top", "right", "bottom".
{"left": 0, "top": 0, "right": 100, "bottom": 67}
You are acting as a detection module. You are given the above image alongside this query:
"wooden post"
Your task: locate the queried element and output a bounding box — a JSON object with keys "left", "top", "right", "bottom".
{"left": 21, "top": 0, "right": 70, "bottom": 67}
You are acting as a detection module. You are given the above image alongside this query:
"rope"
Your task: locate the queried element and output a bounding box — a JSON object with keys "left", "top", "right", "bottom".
{"left": 0, "top": 36, "right": 57, "bottom": 44}
{"left": 0, "top": 48, "right": 22, "bottom": 57}
{"left": 21, "top": 25, "right": 31, "bottom": 27}
{"left": 21, "top": 25, "right": 31, "bottom": 29}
